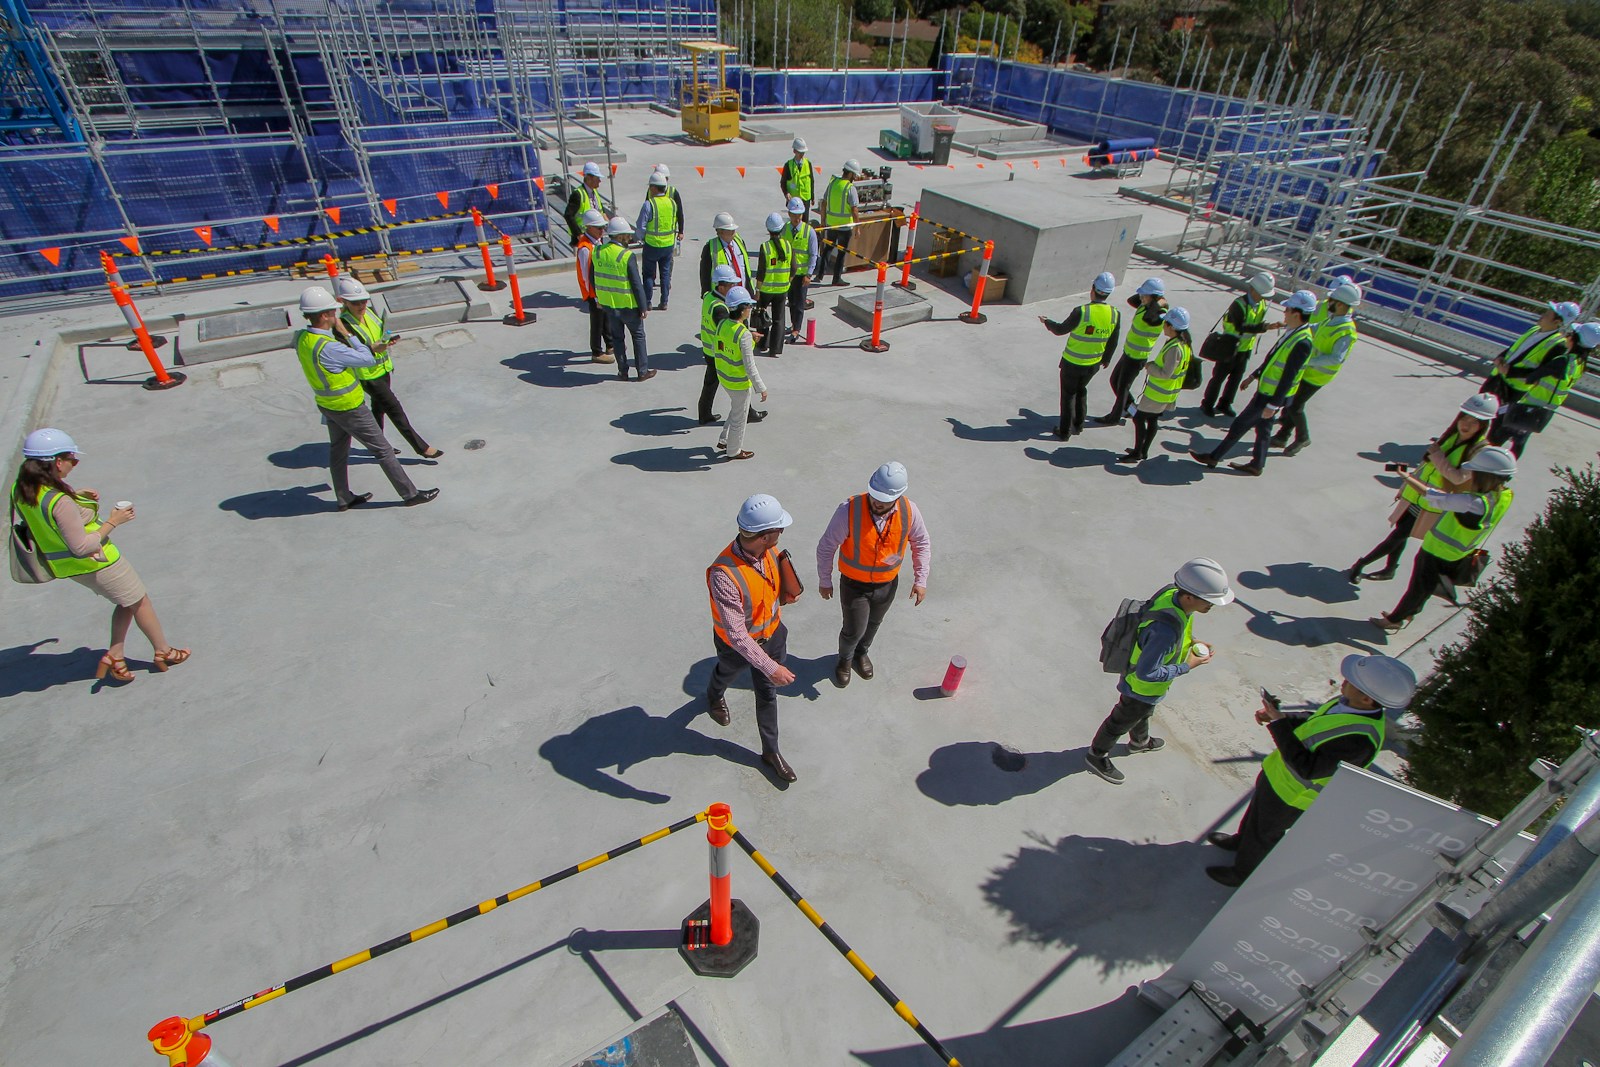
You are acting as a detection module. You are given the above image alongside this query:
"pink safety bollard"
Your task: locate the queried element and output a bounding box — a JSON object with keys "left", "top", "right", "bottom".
{"left": 805, "top": 318, "right": 817, "bottom": 345}
{"left": 940, "top": 656, "right": 967, "bottom": 697}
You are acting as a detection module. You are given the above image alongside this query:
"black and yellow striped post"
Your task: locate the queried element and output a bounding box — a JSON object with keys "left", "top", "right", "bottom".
{"left": 728, "top": 827, "right": 963, "bottom": 1067}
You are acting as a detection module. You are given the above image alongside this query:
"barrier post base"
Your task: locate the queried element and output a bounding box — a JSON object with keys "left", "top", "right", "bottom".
{"left": 478, "top": 281, "right": 508, "bottom": 292}
{"left": 958, "top": 310, "right": 988, "bottom": 325}
{"left": 142, "top": 371, "right": 187, "bottom": 391}
{"left": 892, "top": 280, "right": 917, "bottom": 292}
{"left": 680, "top": 898, "right": 759, "bottom": 978}
{"left": 860, "top": 339, "right": 891, "bottom": 353}
{"left": 501, "top": 313, "right": 538, "bottom": 327}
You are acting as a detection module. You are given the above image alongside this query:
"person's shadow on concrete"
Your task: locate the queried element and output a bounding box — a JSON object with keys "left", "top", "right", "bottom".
{"left": 218, "top": 484, "right": 337, "bottom": 519}
{"left": 651, "top": 342, "right": 703, "bottom": 373}
{"left": 536, "top": 701, "right": 762, "bottom": 805}
{"left": 1357, "top": 441, "right": 1420, "bottom": 466}
{"left": 916, "top": 741, "right": 1089, "bottom": 806}
{"left": 610, "top": 445, "right": 721, "bottom": 473}
{"left": 1235, "top": 596, "right": 1385, "bottom": 652}
{"left": 1100, "top": 453, "right": 1205, "bottom": 486}
{"left": 0, "top": 639, "right": 105, "bottom": 697}
{"left": 502, "top": 349, "right": 610, "bottom": 388}
{"left": 1022, "top": 444, "right": 1115, "bottom": 471}
{"left": 267, "top": 442, "right": 429, "bottom": 470}
{"left": 611, "top": 407, "right": 700, "bottom": 437}
{"left": 1237, "top": 562, "right": 1360, "bottom": 605}
{"left": 946, "top": 408, "right": 1056, "bottom": 443}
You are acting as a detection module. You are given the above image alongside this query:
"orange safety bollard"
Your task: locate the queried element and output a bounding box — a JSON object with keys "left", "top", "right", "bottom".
{"left": 679, "top": 802, "right": 759, "bottom": 977}
{"left": 708, "top": 803, "right": 734, "bottom": 945}
{"left": 111, "top": 283, "right": 186, "bottom": 390}
{"left": 100, "top": 251, "right": 168, "bottom": 351}
{"left": 500, "top": 233, "right": 536, "bottom": 327}
{"left": 322, "top": 253, "right": 339, "bottom": 281}
{"left": 959, "top": 240, "right": 994, "bottom": 325}
{"left": 860, "top": 261, "right": 891, "bottom": 353}
{"left": 148, "top": 1017, "right": 230, "bottom": 1066}
{"left": 893, "top": 205, "right": 918, "bottom": 291}
{"left": 472, "top": 207, "right": 506, "bottom": 292}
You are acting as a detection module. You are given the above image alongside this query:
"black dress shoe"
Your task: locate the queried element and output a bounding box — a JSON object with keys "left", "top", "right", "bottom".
{"left": 1368, "top": 565, "right": 1398, "bottom": 581}
{"left": 337, "top": 492, "right": 373, "bottom": 512}
{"left": 1190, "top": 450, "right": 1219, "bottom": 468}
{"left": 852, "top": 653, "right": 874, "bottom": 680}
{"left": 832, "top": 660, "right": 851, "bottom": 688}
{"left": 1217, "top": 406, "right": 1237, "bottom": 417}
{"left": 1087, "top": 414, "right": 1119, "bottom": 426}
{"left": 706, "top": 693, "right": 731, "bottom": 726}
{"left": 1229, "top": 461, "right": 1265, "bottom": 476}
{"left": 762, "top": 749, "right": 797, "bottom": 782}
{"left": 1206, "top": 865, "right": 1245, "bottom": 887}
{"left": 1284, "top": 439, "right": 1310, "bottom": 457}
{"left": 1114, "top": 450, "right": 1140, "bottom": 464}
{"left": 1206, "top": 831, "right": 1241, "bottom": 851}
{"left": 748, "top": 409, "right": 768, "bottom": 423}
{"left": 404, "top": 487, "right": 440, "bottom": 506}
{"left": 1200, "top": 404, "right": 1215, "bottom": 417}
{"left": 698, "top": 416, "right": 719, "bottom": 426}
{"left": 1269, "top": 434, "right": 1291, "bottom": 449}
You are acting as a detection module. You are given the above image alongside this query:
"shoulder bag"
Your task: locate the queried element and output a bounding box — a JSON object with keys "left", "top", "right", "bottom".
{"left": 9, "top": 491, "right": 55, "bottom": 584}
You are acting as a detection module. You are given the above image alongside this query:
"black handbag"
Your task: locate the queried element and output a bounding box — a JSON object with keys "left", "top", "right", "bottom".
{"left": 1182, "top": 353, "right": 1203, "bottom": 390}
{"left": 751, "top": 304, "right": 772, "bottom": 338}
{"left": 1198, "top": 331, "right": 1237, "bottom": 363}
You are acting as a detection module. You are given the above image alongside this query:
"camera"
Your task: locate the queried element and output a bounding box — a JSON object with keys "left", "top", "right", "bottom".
{"left": 1384, "top": 462, "right": 1406, "bottom": 473}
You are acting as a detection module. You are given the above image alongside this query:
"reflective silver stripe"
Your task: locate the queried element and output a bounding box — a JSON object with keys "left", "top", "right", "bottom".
{"left": 843, "top": 496, "right": 909, "bottom": 577}
{"left": 301, "top": 334, "right": 362, "bottom": 399}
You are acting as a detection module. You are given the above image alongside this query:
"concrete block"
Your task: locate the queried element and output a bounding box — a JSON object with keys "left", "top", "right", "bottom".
{"left": 377, "top": 279, "right": 491, "bottom": 331}
{"left": 914, "top": 180, "right": 1140, "bottom": 304}
{"left": 177, "top": 306, "right": 293, "bottom": 364}
{"left": 835, "top": 286, "right": 933, "bottom": 331}
{"left": 976, "top": 138, "right": 1075, "bottom": 160}
{"left": 739, "top": 123, "right": 792, "bottom": 143}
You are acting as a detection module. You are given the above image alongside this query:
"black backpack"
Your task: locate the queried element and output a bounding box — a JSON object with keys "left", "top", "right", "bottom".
{"left": 1099, "top": 596, "right": 1149, "bottom": 673}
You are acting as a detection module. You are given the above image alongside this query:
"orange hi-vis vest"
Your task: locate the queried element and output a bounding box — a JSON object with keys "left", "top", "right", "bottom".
{"left": 838, "top": 494, "right": 910, "bottom": 584}
{"left": 575, "top": 234, "right": 597, "bottom": 300}
{"left": 708, "top": 541, "right": 782, "bottom": 643}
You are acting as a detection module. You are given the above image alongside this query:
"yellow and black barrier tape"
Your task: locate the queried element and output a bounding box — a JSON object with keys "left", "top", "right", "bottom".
{"left": 115, "top": 210, "right": 474, "bottom": 260}
{"left": 134, "top": 243, "right": 478, "bottom": 288}
{"left": 187, "top": 809, "right": 709, "bottom": 1033}
{"left": 922, "top": 219, "right": 989, "bottom": 245}
{"left": 728, "top": 826, "right": 962, "bottom": 1067}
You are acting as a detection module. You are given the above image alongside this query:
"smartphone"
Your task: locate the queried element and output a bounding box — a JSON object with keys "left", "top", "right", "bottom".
{"left": 1260, "top": 687, "right": 1282, "bottom": 709}
{"left": 1384, "top": 462, "right": 1406, "bottom": 473}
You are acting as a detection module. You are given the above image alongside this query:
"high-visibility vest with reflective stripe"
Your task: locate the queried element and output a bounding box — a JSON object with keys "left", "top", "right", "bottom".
{"left": 575, "top": 185, "right": 606, "bottom": 221}
{"left": 1262, "top": 699, "right": 1387, "bottom": 810}
{"left": 837, "top": 494, "right": 910, "bottom": 584}
{"left": 1123, "top": 585, "right": 1193, "bottom": 701}
{"left": 700, "top": 292, "right": 727, "bottom": 351}
{"left": 711, "top": 236, "right": 749, "bottom": 282}
{"left": 1401, "top": 430, "right": 1477, "bottom": 512}
{"left": 1062, "top": 302, "right": 1118, "bottom": 366}
{"left": 1424, "top": 488, "right": 1513, "bottom": 561}
{"left": 784, "top": 221, "right": 814, "bottom": 274}
{"left": 1522, "top": 350, "right": 1583, "bottom": 410}
{"left": 575, "top": 235, "right": 597, "bottom": 300}
{"left": 1222, "top": 295, "right": 1268, "bottom": 356}
{"left": 1309, "top": 302, "right": 1330, "bottom": 327}
{"left": 713, "top": 317, "right": 751, "bottom": 391}
{"left": 296, "top": 329, "right": 365, "bottom": 412}
{"left": 592, "top": 241, "right": 638, "bottom": 310}
{"left": 1141, "top": 338, "right": 1192, "bottom": 406}
{"left": 341, "top": 307, "right": 393, "bottom": 380}
{"left": 1497, "top": 329, "right": 1567, "bottom": 395}
{"left": 1258, "top": 324, "right": 1315, "bottom": 401}
{"left": 1124, "top": 302, "right": 1166, "bottom": 361}
{"left": 12, "top": 484, "right": 120, "bottom": 578}
{"left": 758, "top": 238, "right": 792, "bottom": 295}
{"left": 707, "top": 541, "right": 781, "bottom": 643}
{"left": 783, "top": 156, "right": 813, "bottom": 201}
{"left": 643, "top": 194, "right": 678, "bottom": 248}
{"left": 822, "top": 176, "right": 853, "bottom": 227}
{"left": 1303, "top": 316, "right": 1357, "bottom": 388}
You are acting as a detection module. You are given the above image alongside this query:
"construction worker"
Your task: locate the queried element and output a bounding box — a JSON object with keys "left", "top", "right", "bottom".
{"left": 1091, "top": 277, "right": 1168, "bottom": 426}
{"left": 1201, "top": 272, "right": 1281, "bottom": 418}
{"left": 780, "top": 137, "right": 813, "bottom": 213}
{"left": 819, "top": 159, "right": 862, "bottom": 286}
{"left": 815, "top": 461, "right": 932, "bottom": 689}
{"left": 713, "top": 287, "right": 767, "bottom": 461}
{"left": 636, "top": 171, "right": 679, "bottom": 311}
{"left": 705, "top": 493, "right": 799, "bottom": 783}
{"left": 293, "top": 286, "right": 437, "bottom": 509}
{"left": 574, "top": 209, "right": 615, "bottom": 364}
{"left": 698, "top": 264, "right": 738, "bottom": 425}
{"left": 1085, "top": 557, "right": 1231, "bottom": 785}
{"left": 1481, "top": 300, "right": 1580, "bottom": 404}
{"left": 563, "top": 161, "right": 609, "bottom": 243}
{"left": 783, "top": 197, "right": 818, "bottom": 344}
{"left": 590, "top": 218, "right": 654, "bottom": 382}
{"left": 1489, "top": 310, "right": 1591, "bottom": 456}
{"left": 1272, "top": 281, "right": 1361, "bottom": 456}
{"left": 335, "top": 278, "right": 442, "bottom": 460}
{"left": 1205, "top": 654, "right": 1416, "bottom": 887}
{"left": 645, "top": 164, "right": 685, "bottom": 239}
{"left": 1307, "top": 273, "right": 1352, "bottom": 328}
{"left": 699, "top": 213, "right": 750, "bottom": 295}
{"left": 1190, "top": 289, "right": 1318, "bottom": 476}
{"left": 1038, "top": 271, "right": 1122, "bottom": 441}
{"left": 1115, "top": 307, "right": 1193, "bottom": 464}
{"left": 755, "top": 212, "right": 793, "bottom": 357}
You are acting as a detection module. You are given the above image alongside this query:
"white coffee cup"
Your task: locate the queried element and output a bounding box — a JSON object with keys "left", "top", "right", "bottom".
{"left": 1193, "top": 641, "right": 1211, "bottom": 658}
{"left": 115, "top": 500, "right": 133, "bottom": 511}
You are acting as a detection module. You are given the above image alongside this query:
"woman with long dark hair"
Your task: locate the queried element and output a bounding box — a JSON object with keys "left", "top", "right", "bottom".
{"left": 10, "top": 428, "right": 188, "bottom": 683}
{"left": 1116, "top": 308, "right": 1194, "bottom": 464}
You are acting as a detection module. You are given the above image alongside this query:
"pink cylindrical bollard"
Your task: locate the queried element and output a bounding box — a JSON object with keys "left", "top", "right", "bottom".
{"left": 940, "top": 656, "right": 967, "bottom": 696}
{"left": 805, "top": 318, "right": 817, "bottom": 345}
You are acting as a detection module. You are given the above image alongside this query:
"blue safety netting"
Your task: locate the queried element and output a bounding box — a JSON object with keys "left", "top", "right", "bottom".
{"left": 738, "top": 68, "right": 946, "bottom": 112}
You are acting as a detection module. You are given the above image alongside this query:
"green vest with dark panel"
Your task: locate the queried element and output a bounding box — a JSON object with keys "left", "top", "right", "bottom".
{"left": 592, "top": 241, "right": 638, "bottom": 310}
{"left": 296, "top": 329, "right": 365, "bottom": 412}
{"left": 1303, "top": 316, "right": 1357, "bottom": 388}
{"left": 1223, "top": 296, "right": 1269, "bottom": 356}
{"left": 1124, "top": 301, "right": 1165, "bottom": 362}
{"left": 1141, "top": 339, "right": 1192, "bottom": 406}
{"left": 758, "top": 238, "right": 792, "bottom": 295}
{"left": 12, "top": 484, "right": 121, "bottom": 578}
{"left": 340, "top": 307, "right": 392, "bottom": 380}
{"left": 1401, "top": 430, "right": 1476, "bottom": 513}
{"left": 700, "top": 292, "right": 727, "bottom": 351}
{"left": 1258, "top": 324, "right": 1315, "bottom": 401}
{"left": 1424, "top": 488, "right": 1513, "bottom": 561}
{"left": 713, "top": 317, "right": 752, "bottom": 391}
{"left": 784, "top": 220, "right": 814, "bottom": 274}
{"left": 1062, "top": 302, "right": 1118, "bottom": 366}
{"left": 1123, "top": 585, "right": 1194, "bottom": 701}
{"left": 822, "top": 176, "right": 853, "bottom": 227}
{"left": 575, "top": 185, "right": 606, "bottom": 221}
{"left": 1497, "top": 329, "right": 1567, "bottom": 395}
{"left": 711, "top": 236, "right": 749, "bottom": 277}
{"left": 783, "top": 157, "right": 813, "bottom": 201}
{"left": 1522, "top": 350, "right": 1583, "bottom": 411}
{"left": 643, "top": 194, "right": 678, "bottom": 248}
{"left": 1262, "top": 699, "right": 1387, "bottom": 810}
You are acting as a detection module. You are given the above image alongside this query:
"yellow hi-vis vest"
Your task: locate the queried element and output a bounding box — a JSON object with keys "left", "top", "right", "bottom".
{"left": 296, "top": 329, "right": 365, "bottom": 412}
{"left": 1257, "top": 323, "right": 1315, "bottom": 401}
{"left": 643, "top": 194, "right": 678, "bottom": 248}
{"left": 758, "top": 238, "right": 792, "bottom": 295}
{"left": 1123, "top": 585, "right": 1193, "bottom": 701}
{"left": 1495, "top": 327, "right": 1566, "bottom": 394}
{"left": 1401, "top": 430, "right": 1478, "bottom": 513}
{"left": 1141, "top": 338, "right": 1192, "bottom": 406}
{"left": 822, "top": 176, "right": 854, "bottom": 227}
{"left": 1062, "top": 302, "right": 1118, "bottom": 366}
{"left": 340, "top": 307, "right": 392, "bottom": 380}
{"left": 12, "top": 484, "right": 120, "bottom": 578}
{"left": 1223, "top": 295, "right": 1269, "bottom": 356}
{"left": 713, "top": 317, "right": 752, "bottom": 391}
{"left": 592, "top": 241, "right": 638, "bottom": 310}
{"left": 1262, "top": 699, "right": 1386, "bottom": 810}
{"left": 700, "top": 291, "right": 727, "bottom": 351}
{"left": 1424, "top": 488, "right": 1513, "bottom": 561}
{"left": 575, "top": 185, "right": 606, "bottom": 222}
{"left": 783, "top": 156, "right": 813, "bottom": 201}
{"left": 1303, "top": 316, "right": 1358, "bottom": 388}
{"left": 1124, "top": 302, "right": 1165, "bottom": 361}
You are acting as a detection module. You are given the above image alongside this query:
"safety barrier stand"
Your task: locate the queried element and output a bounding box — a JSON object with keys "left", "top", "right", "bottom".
{"left": 500, "top": 234, "right": 536, "bottom": 327}
{"left": 321, "top": 254, "right": 339, "bottom": 282}
{"left": 959, "top": 241, "right": 995, "bottom": 325}
{"left": 893, "top": 204, "right": 919, "bottom": 292}
{"left": 472, "top": 208, "right": 505, "bottom": 292}
{"left": 99, "top": 252, "right": 185, "bottom": 391}
{"left": 861, "top": 261, "right": 891, "bottom": 353}
{"left": 679, "top": 802, "right": 759, "bottom": 977}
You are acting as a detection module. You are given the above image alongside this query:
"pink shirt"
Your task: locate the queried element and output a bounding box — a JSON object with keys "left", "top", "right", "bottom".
{"left": 815, "top": 498, "right": 931, "bottom": 590}
{"left": 708, "top": 539, "right": 784, "bottom": 679}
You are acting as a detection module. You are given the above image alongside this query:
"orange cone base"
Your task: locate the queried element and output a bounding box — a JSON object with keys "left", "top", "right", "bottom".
{"left": 501, "top": 313, "right": 538, "bottom": 327}
{"left": 958, "top": 311, "right": 988, "bottom": 324}
{"left": 680, "top": 898, "right": 759, "bottom": 978}
{"left": 143, "top": 371, "right": 187, "bottom": 391}
{"left": 860, "top": 339, "right": 891, "bottom": 353}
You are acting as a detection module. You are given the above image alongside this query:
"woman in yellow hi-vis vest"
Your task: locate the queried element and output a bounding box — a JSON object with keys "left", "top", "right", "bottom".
{"left": 10, "top": 428, "right": 188, "bottom": 683}
{"left": 1038, "top": 272, "right": 1122, "bottom": 440}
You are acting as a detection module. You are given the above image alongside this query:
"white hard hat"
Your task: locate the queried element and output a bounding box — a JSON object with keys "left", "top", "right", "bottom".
{"left": 866, "top": 461, "right": 909, "bottom": 502}
{"left": 1458, "top": 393, "right": 1499, "bottom": 421}
{"left": 605, "top": 217, "right": 634, "bottom": 236}
{"left": 724, "top": 286, "right": 756, "bottom": 308}
{"left": 765, "top": 212, "right": 786, "bottom": 233}
{"left": 1162, "top": 306, "right": 1191, "bottom": 331}
{"left": 299, "top": 285, "right": 340, "bottom": 315}
{"left": 581, "top": 209, "right": 606, "bottom": 228}
{"left": 1174, "top": 557, "right": 1234, "bottom": 606}
{"left": 1328, "top": 273, "right": 1353, "bottom": 290}
{"left": 1462, "top": 445, "right": 1516, "bottom": 478}
{"left": 22, "top": 427, "right": 81, "bottom": 458}
{"left": 711, "top": 264, "right": 738, "bottom": 286}
{"left": 792, "top": 137, "right": 807, "bottom": 152}
{"left": 1283, "top": 289, "right": 1319, "bottom": 314}
{"left": 582, "top": 162, "right": 603, "bottom": 178}
{"left": 1091, "top": 271, "right": 1116, "bottom": 295}
{"left": 1329, "top": 282, "right": 1362, "bottom": 308}
{"left": 648, "top": 172, "right": 668, "bottom": 187}
{"left": 786, "top": 197, "right": 806, "bottom": 214}
{"left": 653, "top": 164, "right": 671, "bottom": 179}
{"left": 334, "top": 276, "right": 370, "bottom": 301}
{"left": 713, "top": 212, "right": 737, "bottom": 231}
{"left": 1574, "top": 321, "right": 1600, "bottom": 349}
{"left": 1548, "top": 301, "right": 1582, "bottom": 326}
{"left": 1135, "top": 278, "right": 1166, "bottom": 297}
{"left": 1249, "top": 271, "right": 1276, "bottom": 297}
{"left": 1341, "top": 653, "right": 1417, "bottom": 709}
{"left": 737, "top": 493, "right": 793, "bottom": 533}
{"left": 843, "top": 158, "right": 862, "bottom": 174}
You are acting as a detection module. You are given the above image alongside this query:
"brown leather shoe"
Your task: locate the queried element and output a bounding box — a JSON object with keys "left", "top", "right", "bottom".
{"left": 638, "top": 369, "right": 658, "bottom": 382}
{"left": 852, "top": 652, "right": 874, "bottom": 680}
{"left": 762, "top": 749, "right": 797, "bottom": 782}
{"left": 832, "top": 660, "right": 851, "bottom": 688}
{"left": 706, "top": 693, "right": 731, "bottom": 726}
{"left": 1229, "top": 460, "right": 1264, "bottom": 476}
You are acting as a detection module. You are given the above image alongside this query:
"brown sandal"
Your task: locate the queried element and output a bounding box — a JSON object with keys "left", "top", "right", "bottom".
{"left": 95, "top": 653, "right": 135, "bottom": 683}
{"left": 153, "top": 647, "right": 192, "bottom": 672}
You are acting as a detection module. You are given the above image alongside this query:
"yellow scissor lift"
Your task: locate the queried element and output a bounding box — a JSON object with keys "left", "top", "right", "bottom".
{"left": 679, "top": 41, "right": 741, "bottom": 144}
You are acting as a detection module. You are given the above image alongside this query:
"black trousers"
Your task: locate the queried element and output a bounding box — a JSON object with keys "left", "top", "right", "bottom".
{"left": 1130, "top": 411, "right": 1160, "bottom": 458}
{"left": 360, "top": 371, "right": 430, "bottom": 455}
{"left": 1208, "top": 393, "right": 1276, "bottom": 468}
{"left": 1100, "top": 353, "right": 1144, "bottom": 420}
{"left": 708, "top": 622, "right": 787, "bottom": 754}
{"left": 821, "top": 227, "right": 851, "bottom": 282}
{"left": 1203, "top": 351, "right": 1249, "bottom": 412}
{"left": 1354, "top": 507, "right": 1418, "bottom": 575}
{"left": 1278, "top": 381, "right": 1323, "bottom": 444}
{"left": 757, "top": 292, "right": 786, "bottom": 355}
{"left": 1091, "top": 691, "right": 1158, "bottom": 755}
{"left": 837, "top": 573, "right": 898, "bottom": 663}
{"left": 1390, "top": 547, "right": 1459, "bottom": 624}
{"left": 1230, "top": 774, "right": 1304, "bottom": 876}
{"left": 586, "top": 296, "right": 612, "bottom": 356}
{"left": 698, "top": 354, "right": 720, "bottom": 422}
{"left": 786, "top": 275, "right": 809, "bottom": 333}
{"left": 1058, "top": 361, "right": 1101, "bottom": 437}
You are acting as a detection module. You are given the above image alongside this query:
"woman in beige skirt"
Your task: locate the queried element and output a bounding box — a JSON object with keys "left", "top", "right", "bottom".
{"left": 11, "top": 428, "right": 189, "bottom": 683}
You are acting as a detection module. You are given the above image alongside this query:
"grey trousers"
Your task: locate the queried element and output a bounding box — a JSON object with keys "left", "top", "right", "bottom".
{"left": 322, "top": 402, "right": 417, "bottom": 503}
